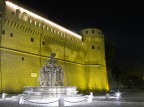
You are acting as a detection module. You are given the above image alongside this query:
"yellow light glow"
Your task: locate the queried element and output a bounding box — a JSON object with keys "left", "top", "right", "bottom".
{"left": 5, "top": 1, "right": 82, "bottom": 39}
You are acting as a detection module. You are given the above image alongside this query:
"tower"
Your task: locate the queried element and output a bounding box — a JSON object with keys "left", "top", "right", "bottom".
{"left": 80, "top": 28, "right": 109, "bottom": 90}
{"left": 80, "top": 28, "right": 106, "bottom": 65}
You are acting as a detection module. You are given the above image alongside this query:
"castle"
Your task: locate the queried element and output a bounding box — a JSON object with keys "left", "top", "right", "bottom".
{"left": 0, "top": 0, "right": 109, "bottom": 93}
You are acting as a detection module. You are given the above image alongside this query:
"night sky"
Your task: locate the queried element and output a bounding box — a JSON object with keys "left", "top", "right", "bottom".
{"left": 15, "top": 0, "right": 144, "bottom": 70}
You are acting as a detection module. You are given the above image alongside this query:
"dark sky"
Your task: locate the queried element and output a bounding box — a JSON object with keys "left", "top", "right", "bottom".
{"left": 15, "top": 0, "right": 144, "bottom": 69}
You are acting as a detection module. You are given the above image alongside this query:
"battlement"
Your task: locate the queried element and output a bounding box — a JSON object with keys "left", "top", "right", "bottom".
{"left": 5, "top": 1, "right": 82, "bottom": 40}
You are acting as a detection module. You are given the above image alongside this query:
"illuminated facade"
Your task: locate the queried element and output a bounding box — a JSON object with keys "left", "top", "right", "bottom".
{"left": 0, "top": 0, "right": 109, "bottom": 93}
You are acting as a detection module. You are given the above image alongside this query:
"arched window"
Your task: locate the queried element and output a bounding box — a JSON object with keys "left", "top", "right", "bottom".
{"left": 21, "top": 12, "right": 28, "bottom": 21}
{"left": 16, "top": 9, "right": 21, "bottom": 19}
{"left": 29, "top": 18, "right": 33, "bottom": 23}
{"left": 39, "top": 23, "right": 41, "bottom": 27}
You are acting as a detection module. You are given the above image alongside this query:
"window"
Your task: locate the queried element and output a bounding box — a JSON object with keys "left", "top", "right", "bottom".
{"left": 16, "top": 9, "right": 21, "bottom": 19}
{"left": 29, "top": 19, "right": 32, "bottom": 23}
{"left": 2, "top": 30, "right": 5, "bottom": 35}
{"left": 31, "top": 37, "right": 34, "bottom": 42}
{"left": 46, "top": 27, "right": 49, "bottom": 30}
{"left": 34, "top": 21, "right": 37, "bottom": 25}
{"left": 10, "top": 33, "right": 13, "bottom": 37}
{"left": 51, "top": 28, "right": 53, "bottom": 32}
{"left": 98, "top": 31, "right": 101, "bottom": 35}
{"left": 92, "top": 46, "right": 95, "bottom": 49}
{"left": 22, "top": 57, "right": 24, "bottom": 61}
{"left": 92, "top": 30, "right": 94, "bottom": 34}
{"left": 39, "top": 23, "right": 41, "bottom": 27}
{"left": 43, "top": 25, "right": 45, "bottom": 29}
{"left": 86, "top": 31, "right": 88, "bottom": 34}
{"left": 54, "top": 30, "right": 56, "bottom": 33}
{"left": 42, "top": 41, "right": 45, "bottom": 45}
{"left": 63, "top": 34, "right": 66, "bottom": 37}
{"left": 21, "top": 12, "right": 28, "bottom": 21}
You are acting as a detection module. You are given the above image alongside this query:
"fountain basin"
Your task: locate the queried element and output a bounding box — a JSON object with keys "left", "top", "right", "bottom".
{"left": 23, "top": 86, "right": 78, "bottom": 96}
{"left": 18, "top": 86, "right": 87, "bottom": 106}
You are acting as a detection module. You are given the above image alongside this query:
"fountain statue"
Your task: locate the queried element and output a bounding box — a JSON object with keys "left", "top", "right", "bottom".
{"left": 39, "top": 53, "right": 64, "bottom": 87}
{"left": 18, "top": 53, "right": 88, "bottom": 106}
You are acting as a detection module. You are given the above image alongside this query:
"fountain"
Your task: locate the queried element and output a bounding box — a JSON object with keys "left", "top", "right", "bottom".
{"left": 18, "top": 53, "right": 88, "bottom": 106}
